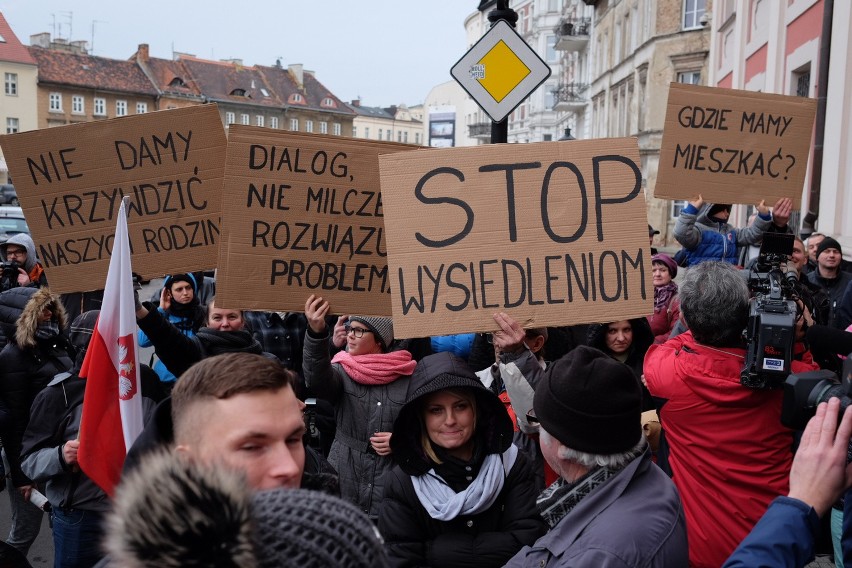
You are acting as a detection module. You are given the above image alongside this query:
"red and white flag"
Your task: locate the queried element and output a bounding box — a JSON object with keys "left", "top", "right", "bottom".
{"left": 78, "top": 197, "right": 144, "bottom": 496}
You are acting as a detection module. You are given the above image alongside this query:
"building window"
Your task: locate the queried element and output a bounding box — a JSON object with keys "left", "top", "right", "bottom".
{"left": 404, "top": 131, "right": 408, "bottom": 143}
{"left": 256, "top": 115, "right": 264, "bottom": 127}
{"left": 333, "top": 123, "right": 341, "bottom": 136}
{"left": 671, "top": 199, "right": 689, "bottom": 218}
{"left": 241, "top": 114, "right": 250, "bottom": 125}
{"left": 116, "top": 100, "right": 127, "bottom": 116}
{"left": 386, "top": 129, "right": 391, "bottom": 140}
{"left": 226, "top": 112, "right": 235, "bottom": 124}
{"left": 72, "top": 95, "right": 84, "bottom": 114}
{"left": 290, "top": 93, "right": 303, "bottom": 104}
{"left": 683, "top": 0, "right": 706, "bottom": 30}
{"left": 352, "top": 126, "right": 358, "bottom": 137}
{"left": 305, "top": 120, "right": 314, "bottom": 133}
{"left": 321, "top": 97, "right": 336, "bottom": 108}
{"left": 365, "top": 127, "right": 370, "bottom": 138}
{"left": 397, "top": 131, "right": 402, "bottom": 142}
{"left": 415, "top": 132, "right": 420, "bottom": 144}
{"left": 319, "top": 121, "right": 328, "bottom": 134}
{"left": 378, "top": 129, "right": 383, "bottom": 141}
{"left": 290, "top": 118, "right": 299, "bottom": 131}
{"left": 270, "top": 117, "right": 279, "bottom": 129}
{"left": 546, "top": 35, "right": 557, "bottom": 63}
{"left": 794, "top": 67, "right": 811, "bottom": 97}
{"left": 6, "top": 117, "right": 19, "bottom": 134}
{"left": 136, "top": 102, "right": 148, "bottom": 114}
{"left": 49, "top": 92, "right": 63, "bottom": 112}
{"left": 4, "top": 72, "right": 17, "bottom": 95}
{"left": 94, "top": 97, "right": 106, "bottom": 116}
{"left": 677, "top": 71, "right": 701, "bottom": 84}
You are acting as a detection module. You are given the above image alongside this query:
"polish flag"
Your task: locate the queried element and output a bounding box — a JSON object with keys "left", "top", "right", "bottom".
{"left": 78, "top": 197, "right": 144, "bottom": 496}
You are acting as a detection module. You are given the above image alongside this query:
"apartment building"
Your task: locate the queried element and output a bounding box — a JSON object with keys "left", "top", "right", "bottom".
{"left": 707, "top": 0, "right": 847, "bottom": 244}
{"left": 0, "top": 12, "right": 37, "bottom": 183}
{"left": 347, "top": 100, "right": 422, "bottom": 145}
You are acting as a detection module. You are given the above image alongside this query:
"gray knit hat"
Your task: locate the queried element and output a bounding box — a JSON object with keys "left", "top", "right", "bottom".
{"left": 251, "top": 488, "right": 389, "bottom": 568}
{"left": 348, "top": 316, "right": 394, "bottom": 350}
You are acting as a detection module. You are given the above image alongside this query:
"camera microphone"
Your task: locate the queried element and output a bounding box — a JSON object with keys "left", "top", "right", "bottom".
{"left": 806, "top": 325, "right": 852, "bottom": 357}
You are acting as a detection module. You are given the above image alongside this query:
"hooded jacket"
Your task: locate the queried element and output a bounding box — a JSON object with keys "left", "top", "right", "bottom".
{"left": 302, "top": 328, "right": 411, "bottom": 520}
{"left": 0, "top": 287, "right": 73, "bottom": 487}
{"left": 380, "top": 352, "right": 546, "bottom": 567}
{"left": 0, "top": 233, "right": 47, "bottom": 287}
{"left": 644, "top": 331, "right": 819, "bottom": 567}
{"left": 674, "top": 202, "right": 770, "bottom": 266}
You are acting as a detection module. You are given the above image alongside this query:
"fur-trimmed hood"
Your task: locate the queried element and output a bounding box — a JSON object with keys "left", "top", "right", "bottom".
{"left": 15, "top": 287, "right": 68, "bottom": 349}
{"left": 106, "top": 450, "right": 256, "bottom": 567}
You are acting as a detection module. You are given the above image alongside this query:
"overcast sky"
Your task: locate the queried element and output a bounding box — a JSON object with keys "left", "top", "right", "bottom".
{"left": 3, "top": 1, "right": 477, "bottom": 106}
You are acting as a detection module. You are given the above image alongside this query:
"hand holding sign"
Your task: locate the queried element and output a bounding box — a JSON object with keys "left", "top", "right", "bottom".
{"left": 771, "top": 197, "right": 793, "bottom": 228}
{"left": 305, "top": 294, "right": 331, "bottom": 334}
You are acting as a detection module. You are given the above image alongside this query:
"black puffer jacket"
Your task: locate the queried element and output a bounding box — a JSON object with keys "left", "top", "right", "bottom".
{"left": 0, "top": 288, "right": 73, "bottom": 487}
{"left": 380, "top": 353, "right": 546, "bottom": 567}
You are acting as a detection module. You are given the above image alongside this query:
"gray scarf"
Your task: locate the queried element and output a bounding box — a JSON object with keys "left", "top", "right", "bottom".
{"left": 537, "top": 466, "right": 619, "bottom": 528}
{"left": 411, "top": 445, "right": 518, "bottom": 521}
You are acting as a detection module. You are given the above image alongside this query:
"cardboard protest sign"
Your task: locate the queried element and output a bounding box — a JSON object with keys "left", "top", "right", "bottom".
{"left": 215, "top": 126, "right": 418, "bottom": 314}
{"left": 0, "top": 104, "right": 226, "bottom": 294}
{"left": 378, "top": 138, "right": 653, "bottom": 338}
{"left": 656, "top": 83, "right": 817, "bottom": 206}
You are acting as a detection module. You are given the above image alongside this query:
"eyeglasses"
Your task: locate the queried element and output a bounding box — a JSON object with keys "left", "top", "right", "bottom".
{"left": 344, "top": 325, "right": 373, "bottom": 339}
{"left": 5, "top": 248, "right": 25, "bottom": 258}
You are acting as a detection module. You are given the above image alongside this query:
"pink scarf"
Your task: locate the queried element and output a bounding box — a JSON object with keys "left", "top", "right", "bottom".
{"left": 331, "top": 350, "right": 416, "bottom": 385}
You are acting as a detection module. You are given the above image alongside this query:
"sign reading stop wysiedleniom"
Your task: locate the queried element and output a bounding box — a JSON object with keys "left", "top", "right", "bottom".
{"left": 451, "top": 19, "right": 551, "bottom": 123}
{"left": 378, "top": 138, "right": 653, "bottom": 339}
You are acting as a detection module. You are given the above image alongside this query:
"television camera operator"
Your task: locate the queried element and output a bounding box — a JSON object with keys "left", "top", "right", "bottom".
{"left": 0, "top": 234, "right": 47, "bottom": 292}
{"left": 644, "top": 260, "right": 819, "bottom": 567}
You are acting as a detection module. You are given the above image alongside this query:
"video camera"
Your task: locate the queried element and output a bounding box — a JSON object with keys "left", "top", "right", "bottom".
{"left": 782, "top": 357, "right": 852, "bottom": 430}
{"left": 741, "top": 233, "right": 799, "bottom": 389}
{"left": 0, "top": 260, "right": 20, "bottom": 292}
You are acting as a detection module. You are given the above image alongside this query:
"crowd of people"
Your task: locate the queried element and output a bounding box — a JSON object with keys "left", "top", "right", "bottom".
{"left": 1, "top": 194, "right": 852, "bottom": 568}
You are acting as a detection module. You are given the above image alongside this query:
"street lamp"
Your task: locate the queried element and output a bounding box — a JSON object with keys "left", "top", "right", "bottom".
{"left": 558, "top": 127, "right": 576, "bottom": 141}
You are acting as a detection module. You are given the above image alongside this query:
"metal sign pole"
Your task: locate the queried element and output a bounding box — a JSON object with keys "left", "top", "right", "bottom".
{"left": 488, "top": 0, "right": 518, "bottom": 144}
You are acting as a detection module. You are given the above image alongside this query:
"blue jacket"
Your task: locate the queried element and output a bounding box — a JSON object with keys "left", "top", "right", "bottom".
{"left": 674, "top": 203, "right": 770, "bottom": 266}
{"left": 723, "top": 496, "right": 819, "bottom": 568}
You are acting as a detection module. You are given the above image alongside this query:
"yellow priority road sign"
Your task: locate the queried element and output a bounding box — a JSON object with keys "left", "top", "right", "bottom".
{"left": 451, "top": 19, "right": 551, "bottom": 123}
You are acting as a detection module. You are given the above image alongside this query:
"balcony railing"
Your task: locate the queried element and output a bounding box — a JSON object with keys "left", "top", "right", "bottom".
{"left": 552, "top": 83, "right": 590, "bottom": 110}
{"left": 468, "top": 122, "right": 492, "bottom": 139}
{"left": 554, "top": 17, "right": 591, "bottom": 52}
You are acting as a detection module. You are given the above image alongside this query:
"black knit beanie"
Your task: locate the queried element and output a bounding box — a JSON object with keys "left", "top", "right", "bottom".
{"left": 533, "top": 346, "right": 641, "bottom": 454}
{"left": 165, "top": 273, "right": 197, "bottom": 293}
{"left": 816, "top": 237, "right": 842, "bottom": 259}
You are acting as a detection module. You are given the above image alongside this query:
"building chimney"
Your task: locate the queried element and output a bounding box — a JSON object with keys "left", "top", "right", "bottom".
{"left": 288, "top": 63, "right": 304, "bottom": 88}
{"left": 137, "top": 43, "right": 150, "bottom": 62}
{"left": 70, "top": 40, "right": 88, "bottom": 54}
{"left": 350, "top": 99, "right": 361, "bottom": 107}
{"left": 30, "top": 33, "right": 51, "bottom": 48}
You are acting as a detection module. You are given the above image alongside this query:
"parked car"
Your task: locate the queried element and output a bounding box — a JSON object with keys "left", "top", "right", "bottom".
{"left": 0, "top": 184, "right": 18, "bottom": 206}
{"left": 0, "top": 206, "right": 29, "bottom": 245}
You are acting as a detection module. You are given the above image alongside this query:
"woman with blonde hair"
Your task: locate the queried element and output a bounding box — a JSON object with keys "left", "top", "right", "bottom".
{"left": 379, "top": 352, "right": 545, "bottom": 567}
